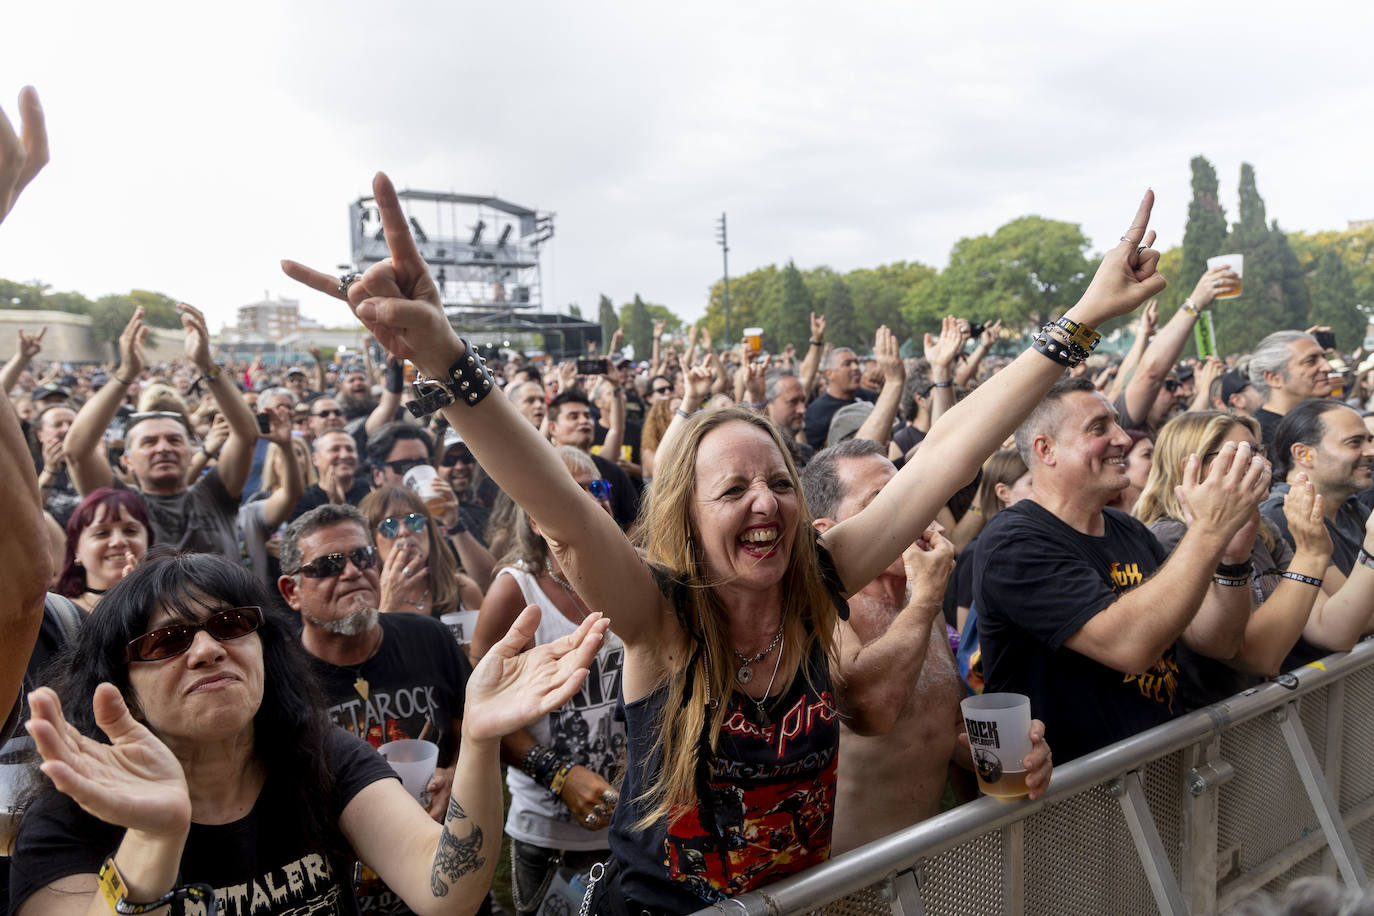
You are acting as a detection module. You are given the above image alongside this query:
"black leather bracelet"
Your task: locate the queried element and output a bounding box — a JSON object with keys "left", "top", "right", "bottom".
{"left": 1215, "top": 560, "right": 1252, "bottom": 578}
{"left": 1032, "top": 331, "right": 1079, "bottom": 367}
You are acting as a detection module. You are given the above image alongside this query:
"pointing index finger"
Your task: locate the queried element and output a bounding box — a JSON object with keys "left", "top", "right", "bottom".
{"left": 372, "top": 172, "right": 424, "bottom": 274}
{"left": 1120, "top": 189, "right": 1155, "bottom": 248}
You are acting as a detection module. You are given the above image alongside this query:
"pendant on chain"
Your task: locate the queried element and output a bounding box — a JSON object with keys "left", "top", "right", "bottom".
{"left": 736, "top": 663, "right": 754, "bottom": 684}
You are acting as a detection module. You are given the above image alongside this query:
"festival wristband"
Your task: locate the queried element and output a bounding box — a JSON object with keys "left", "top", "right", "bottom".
{"left": 99, "top": 856, "right": 215, "bottom": 916}
{"left": 1280, "top": 571, "right": 1322, "bottom": 588}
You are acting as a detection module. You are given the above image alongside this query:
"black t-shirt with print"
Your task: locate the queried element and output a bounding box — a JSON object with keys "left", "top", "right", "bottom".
{"left": 10, "top": 728, "right": 395, "bottom": 916}
{"left": 309, "top": 613, "right": 473, "bottom": 916}
{"left": 975, "top": 502, "right": 1177, "bottom": 762}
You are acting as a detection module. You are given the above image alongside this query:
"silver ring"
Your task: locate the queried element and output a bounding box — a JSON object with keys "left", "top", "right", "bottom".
{"left": 1137, "top": 245, "right": 1147, "bottom": 255}
{"left": 402, "top": 567, "right": 411, "bottom": 577}
{"left": 584, "top": 812, "right": 598, "bottom": 826}
{"left": 338, "top": 271, "right": 363, "bottom": 296}
{"left": 593, "top": 803, "right": 608, "bottom": 818}
{"left": 1119, "top": 236, "right": 1132, "bottom": 243}
{"left": 602, "top": 789, "right": 618, "bottom": 806}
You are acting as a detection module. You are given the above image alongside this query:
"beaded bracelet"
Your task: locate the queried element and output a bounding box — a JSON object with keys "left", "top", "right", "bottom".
{"left": 1280, "top": 571, "right": 1323, "bottom": 588}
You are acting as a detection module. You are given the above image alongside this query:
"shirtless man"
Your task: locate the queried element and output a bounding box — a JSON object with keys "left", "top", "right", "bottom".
{"left": 802, "top": 438, "right": 1051, "bottom": 853}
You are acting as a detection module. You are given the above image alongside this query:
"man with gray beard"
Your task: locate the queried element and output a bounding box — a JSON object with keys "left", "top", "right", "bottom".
{"left": 277, "top": 504, "right": 482, "bottom": 916}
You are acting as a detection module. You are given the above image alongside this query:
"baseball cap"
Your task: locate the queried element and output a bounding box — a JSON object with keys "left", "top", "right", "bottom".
{"left": 1219, "top": 370, "right": 1251, "bottom": 404}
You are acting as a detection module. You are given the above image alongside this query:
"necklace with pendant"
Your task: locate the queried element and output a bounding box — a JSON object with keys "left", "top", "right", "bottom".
{"left": 732, "top": 624, "right": 783, "bottom": 685}
{"left": 346, "top": 626, "right": 385, "bottom": 701}
{"left": 747, "top": 635, "right": 785, "bottom": 726}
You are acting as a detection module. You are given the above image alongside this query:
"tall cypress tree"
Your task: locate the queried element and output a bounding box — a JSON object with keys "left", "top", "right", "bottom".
{"left": 628, "top": 294, "right": 652, "bottom": 361}
{"left": 825, "top": 276, "right": 859, "bottom": 351}
{"left": 1210, "top": 164, "right": 1299, "bottom": 352}
{"left": 597, "top": 294, "right": 617, "bottom": 352}
{"left": 1175, "top": 156, "right": 1229, "bottom": 317}
{"left": 1308, "top": 248, "right": 1364, "bottom": 348}
{"left": 775, "top": 260, "right": 814, "bottom": 353}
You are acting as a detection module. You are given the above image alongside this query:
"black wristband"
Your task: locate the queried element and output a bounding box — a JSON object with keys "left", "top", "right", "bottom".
{"left": 1215, "top": 560, "right": 1252, "bottom": 578}
{"left": 1280, "top": 571, "right": 1323, "bottom": 588}
{"left": 385, "top": 361, "right": 404, "bottom": 394}
{"left": 931, "top": 380, "right": 952, "bottom": 388}
{"left": 1213, "top": 574, "right": 1249, "bottom": 587}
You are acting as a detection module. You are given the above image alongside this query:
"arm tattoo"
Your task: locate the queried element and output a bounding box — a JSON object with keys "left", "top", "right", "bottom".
{"left": 430, "top": 797, "right": 486, "bottom": 897}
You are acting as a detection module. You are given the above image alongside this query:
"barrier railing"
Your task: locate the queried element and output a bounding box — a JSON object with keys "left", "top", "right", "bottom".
{"left": 693, "top": 638, "right": 1374, "bottom": 916}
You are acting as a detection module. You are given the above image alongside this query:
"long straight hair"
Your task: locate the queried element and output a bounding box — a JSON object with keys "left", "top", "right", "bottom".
{"left": 633, "top": 406, "right": 840, "bottom": 828}
{"left": 359, "top": 487, "right": 461, "bottom": 616}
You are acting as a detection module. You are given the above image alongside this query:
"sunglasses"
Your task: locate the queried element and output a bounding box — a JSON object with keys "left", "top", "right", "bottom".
{"left": 376, "top": 513, "right": 427, "bottom": 539}
{"left": 297, "top": 545, "right": 379, "bottom": 579}
{"left": 125, "top": 606, "right": 264, "bottom": 663}
{"left": 582, "top": 479, "right": 612, "bottom": 501}
{"left": 383, "top": 458, "right": 429, "bottom": 476}
{"left": 652, "top": 386, "right": 672, "bottom": 395}
{"left": 312, "top": 408, "right": 344, "bottom": 418}
{"left": 441, "top": 450, "right": 474, "bottom": 467}
{"left": 1163, "top": 379, "right": 1181, "bottom": 393}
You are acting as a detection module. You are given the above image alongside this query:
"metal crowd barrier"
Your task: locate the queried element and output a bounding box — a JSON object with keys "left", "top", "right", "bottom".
{"left": 693, "top": 639, "right": 1374, "bottom": 916}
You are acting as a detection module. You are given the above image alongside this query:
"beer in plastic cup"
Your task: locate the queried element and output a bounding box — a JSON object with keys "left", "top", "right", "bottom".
{"left": 1207, "top": 254, "right": 1244, "bottom": 299}
{"left": 961, "top": 693, "right": 1033, "bottom": 800}
{"left": 379, "top": 738, "right": 439, "bottom": 805}
{"left": 402, "top": 465, "right": 447, "bottom": 517}
{"left": 743, "top": 327, "right": 764, "bottom": 355}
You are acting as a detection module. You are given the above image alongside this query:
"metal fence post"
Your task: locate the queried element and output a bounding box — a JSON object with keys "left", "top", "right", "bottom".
{"left": 1001, "top": 821, "right": 1025, "bottom": 915}
{"left": 1114, "top": 771, "right": 1190, "bottom": 916}
{"left": 1276, "top": 700, "right": 1368, "bottom": 887}
{"left": 1182, "top": 736, "right": 1229, "bottom": 914}
{"left": 1321, "top": 681, "right": 1346, "bottom": 879}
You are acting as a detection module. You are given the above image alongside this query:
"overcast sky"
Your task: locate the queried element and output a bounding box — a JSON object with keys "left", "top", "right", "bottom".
{"left": 0, "top": 1, "right": 1369, "bottom": 335}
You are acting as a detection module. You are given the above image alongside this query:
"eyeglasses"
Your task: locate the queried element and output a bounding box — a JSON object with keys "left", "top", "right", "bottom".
{"left": 383, "top": 458, "right": 428, "bottom": 476}
{"left": 312, "top": 408, "right": 344, "bottom": 418}
{"left": 125, "top": 606, "right": 264, "bottom": 663}
{"left": 582, "top": 479, "right": 612, "bottom": 501}
{"left": 652, "top": 386, "right": 672, "bottom": 395}
{"left": 376, "top": 513, "right": 427, "bottom": 539}
{"left": 1163, "top": 379, "right": 1181, "bottom": 393}
{"left": 297, "top": 545, "right": 379, "bottom": 579}
{"left": 441, "top": 450, "right": 474, "bottom": 467}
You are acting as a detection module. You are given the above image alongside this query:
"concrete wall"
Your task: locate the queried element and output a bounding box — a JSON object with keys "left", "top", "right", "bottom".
{"left": 0, "top": 309, "right": 213, "bottom": 365}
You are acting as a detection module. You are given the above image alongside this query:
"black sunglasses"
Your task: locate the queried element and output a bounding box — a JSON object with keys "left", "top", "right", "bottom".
{"left": 376, "top": 513, "right": 426, "bottom": 539}
{"left": 441, "top": 450, "right": 474, "bottom": 467}
{"left": 383, "top": 458, "right": 429, "bottom": 476}
{"left": 125, "top": 606, "right": 264, "bottom": 663}
{"left": 312, "top": 408, "right": 344, "bottom": 418}
{"left": 652, "top": 385, "right": 672, "bottom": 395}
{"left": 297, "top": 545, "right": 379, "bottom": 579}
{"left": 1163, "top": 378, "right": 1181, "bottom": 393}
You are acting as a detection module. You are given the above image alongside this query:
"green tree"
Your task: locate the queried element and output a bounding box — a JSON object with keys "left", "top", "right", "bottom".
{"left": 845, "top": 261, "right": 935, "bottom": 345}
{"left": 1290, "top": 226, "right": 1374, "bottom": 307}
{"left": 1213, "top": 164, "right": 1307, "bottom": 352}
{"left": 597, "top": 294, "right": 617, "bottom": 350}
{"left": 1173, "top": 156, "right": 1229, "bottom": 316}
{"left": 43, "top": 290, "right": 94, "bottom": 314}
{"left": 824, "top": 276, "right": 859, "bottom": 351}
{"left": 625, "top": 294, "right": 652, "bottom": 361}
{"left": 1307, "top": 248, "right": 1364, "bottom": 347}
{"left": 765, "top": 261, "right": 813, "bottom": 354}
{"left": 567, "top": 303, "right": 582, "bottom": 319}
{"left": 902, "top": 216, "right": 1092, "bottom": 337}
{"left": 0, "top": 279, "right": 47, "bottom": 309}
{"left": 618, "top": 301, "right": 682, "bottom": 338}
{"left": 129, "top": 290, "right": 183, "bottom": 328}
{"left": 703, "top": 266, "right": 781, "bottom": 345}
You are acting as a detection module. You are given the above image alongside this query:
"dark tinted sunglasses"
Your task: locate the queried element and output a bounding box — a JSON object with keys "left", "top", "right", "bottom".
{"left": 583, "top": 479, "right": 612, "bottom": 501}
{"left": 441, "top": 450, "right": 474, "bottom": 467}
{"left": 376, "top": 513, "right": 426, "bottom": 539}
{"left": 298, "top": 545, "right": 379, "bottom": 579}
{"left": 312, "top": 408, "right": 344, "bottom": 418}
{"left": 652, "top": 385, "right": 672, "bottom": 395}
{"left": 125, "top": 606, "right": 264, "bottom": 663}
{"left": 1163, "top": 378, "right": 1181, "bottom": 393}
{"left": 383, "top": 458, "right": 429, "bottom": 476}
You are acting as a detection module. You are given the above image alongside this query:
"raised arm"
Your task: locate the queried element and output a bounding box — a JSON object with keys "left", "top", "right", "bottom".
{"left": 0, "top": 327, "right": 44, "bottom": 395}
{"left": 260, "top": 412, "right": 303, "bottom": 529}
{"left": 1108, "top": 300, "right": 1155, "bottom": 402}
{"left": 798, "top": 313, "right": 825, "bottom": 395}
{"left": 955, "top": 319, "right": 1000, "bottom": 388}
{"left": 308, "top": 343, "right": 328, "bottom": 394}
{"left": 180, "top": 303, "right": 258, "bottom": 500}
{"left": 853, "top": 326, "right": 905, "bottom": 446}
{"left": 923, "top": 315, "right": 964, "bottom": 424}
{"left": 366, "top": 356, "right": 404, "bottom": 434}
{"left": 65, "top": 310, "right": 146, "bottom": 495}
{"left": 595, "top": 366, "right": 625, "bottom": 464}
{"left": 1120, "top": 268, "right": 1234, "bottom": 423}
{"left": 283, "top": 173, "right": 663, "bottom": 647}
{"left": 824, "top": 191, "right": 1169, "bottom": 595}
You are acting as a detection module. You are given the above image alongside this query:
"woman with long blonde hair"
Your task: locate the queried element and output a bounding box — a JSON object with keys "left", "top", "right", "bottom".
{"left": 283, "top": 172, "right": 1166, "bottom": 911}
{"left": 1134, "top": 410, "right": 1346, "bottom": 706}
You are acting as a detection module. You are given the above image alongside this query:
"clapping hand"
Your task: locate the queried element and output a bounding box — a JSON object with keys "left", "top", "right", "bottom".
{"left": 26, "top": 684, "right": 191, "bottom": 837}
{"left": 873, "top": 325, "right": 905, "bottom": 388}
{"left": 462, "top": 607, "right": 610, "bottom": 743}
{"left": 118, "top": 308, "right": 149, "bottom": 381}
{"left": 1284, "top": 473, "right": 1332, "bottom": 560}
{"left": 923, "top": 315, "right": 964, "bottom": 370}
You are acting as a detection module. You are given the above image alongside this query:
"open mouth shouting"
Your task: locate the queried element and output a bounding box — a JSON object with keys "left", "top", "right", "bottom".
{"left": 738, "top": 524, "right": 781, "bottom": 558}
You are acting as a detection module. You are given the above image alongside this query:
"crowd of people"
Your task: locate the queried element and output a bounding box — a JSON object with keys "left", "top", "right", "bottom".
{"left": 2, "top": 86, "right": 1372, "bottom": 916}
